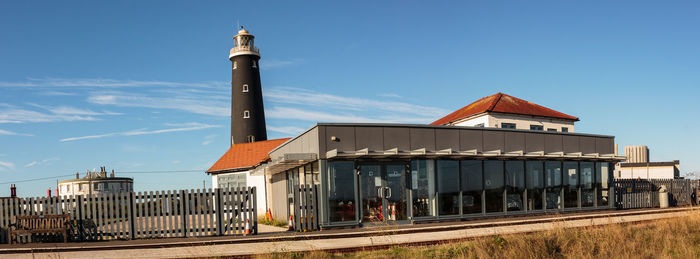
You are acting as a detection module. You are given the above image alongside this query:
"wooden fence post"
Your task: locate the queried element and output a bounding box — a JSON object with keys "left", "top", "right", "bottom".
{"left": 129, "top": 192, "right": 136, "bottom": 240}
{"left": 252, "top": 186, "right": 258, "bottom": 235}
{"left": 180, "top": 190, "right": 188, "bottom": 238}
{"left": 215, "top": 188, "right": 223, "bottom": 236}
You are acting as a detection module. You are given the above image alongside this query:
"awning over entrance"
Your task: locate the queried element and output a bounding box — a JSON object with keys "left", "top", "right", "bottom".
{"left": 325, "top": 148, "right": 626, "bottom": 161}
{"left": 251, "top": 153, "right": 317, "bottom": 176}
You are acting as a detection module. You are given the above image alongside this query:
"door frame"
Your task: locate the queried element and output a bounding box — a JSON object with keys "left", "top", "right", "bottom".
{"left": 356, "top": 160, "right": 411, "bottom": 226}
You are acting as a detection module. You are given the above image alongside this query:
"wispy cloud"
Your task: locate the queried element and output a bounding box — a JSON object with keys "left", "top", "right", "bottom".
{"left": 60, "top": 123, "right": 221, "bottom": 142}
{"left": 260, "top": 59, "right": 305, "bottom": 70}
{"left": 87, "top": 92, "right": 229, "bottom": 116}
{"left": 377, "top": 93, "right": 402, "bottom": 98}
{"left": 0, "top": 103, "right": 122, "bottom": 124}
{"left": 267, "top": 126, "right": 307, "bottom": 136}
{"left": 0, "top": 161, "right": 15, "bottom": 171}
{"left": 201, "top": 134, "right": 217, "bottom": 146}
{"left": 25, "top": 157, "right": 60, "bottom": 168}
{"left": 0, "top": 129, "right": 33, "bottom": 136}
{"left": 0, "top": 78, "right": 225, "bottom": 89}
{"left": 264, "top": 87, "right": 448, "bottom": 117}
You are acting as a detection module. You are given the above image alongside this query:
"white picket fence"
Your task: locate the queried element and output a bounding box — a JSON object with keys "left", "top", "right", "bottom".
{"left": 0, "top": 187, "right": 257, "bottom": 244}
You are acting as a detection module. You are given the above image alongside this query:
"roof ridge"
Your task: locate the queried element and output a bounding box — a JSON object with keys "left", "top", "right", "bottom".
{"left": 486, "top": 92, "right": 504, "bottom": 112}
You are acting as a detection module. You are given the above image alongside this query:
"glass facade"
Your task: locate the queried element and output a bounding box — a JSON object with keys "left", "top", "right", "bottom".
{"left": 327, "top": 161, "right": 356, "bottom": 222}
{"left": 563, "top": 162, "right": 579, "bottom": 208}
{"left": 580, "top": 162, "right": 594, "bottom": 207}
{"left": 461, "top": 160, "right": 483, "bottom": 214}
{"left": 437, "top": 160, "right": 460, "bottom": 216}
{"left": 545, "top": 161, "right": 562, "bottom": 210}
{"left": 484, "top": 160, "right": 504, "bottom": 213}
{"left": 411, "top": 160, "right": 436, "bottom": 217}
{"left": 321, "top": 159, "right": 613, "bottom": 225}
{"left": 505, "top": 161, "right": 525, "bottom": 212}
{"left": 596, "top": 162, "right": 612, "bottom": 207}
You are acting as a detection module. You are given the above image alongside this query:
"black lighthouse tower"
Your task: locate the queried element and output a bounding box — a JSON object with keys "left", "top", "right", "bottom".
{"left": 229, "top": 27, "right": 267, "bottom": 145}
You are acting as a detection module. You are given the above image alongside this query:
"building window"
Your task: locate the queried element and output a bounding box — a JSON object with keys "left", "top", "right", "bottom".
{"left": 243, "top": 110, "right": 250, "bottom": 118}
{"left": 547, "top": 128, "right": 557, "bottom": 132}
{"left": 252, "top": 60, "right": 257, "bottom": 68}
{"left": 474, "top": 123, "right": 485, "bottom": 127}
{"left": 94, "top": 183, "right": 99, "bottom": 190}
{"left": 218, "top": 173, "right": 247, "bottom": 189}
{"left": 242, "top": 84, "right": 249, "bottom": 92}
{"left": 501, "top": 123, "right": 516, "bottom": 129}
{"left": 562, "top": 127, "right": 569, "bottom": 132}
{"left": 530, "top": 125, "right": 543, "bottom": 131}
{"left": 233, "top": 61, "right": 237, "bottom": 69}
{"left": 247, "top": 135, "right": 255, "bottom": 142}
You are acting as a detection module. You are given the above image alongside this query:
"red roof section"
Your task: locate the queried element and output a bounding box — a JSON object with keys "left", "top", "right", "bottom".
{"left": 207, "top": 138, "right": 291, "bottom": 173}
{"left": 430, "top": 93, "right": 579, "bottom": 125}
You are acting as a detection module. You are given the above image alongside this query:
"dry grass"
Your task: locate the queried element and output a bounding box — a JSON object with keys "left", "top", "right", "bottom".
{"left": 258, "top": 216, "right": 288, "bottom": 228}
{"left": 257, "top": 210, "right": 700, "bottom": 259}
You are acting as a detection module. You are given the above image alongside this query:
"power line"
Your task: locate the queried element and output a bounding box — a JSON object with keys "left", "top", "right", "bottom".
{"left": 0, "top": 170, "right": 206, "bottom": 185}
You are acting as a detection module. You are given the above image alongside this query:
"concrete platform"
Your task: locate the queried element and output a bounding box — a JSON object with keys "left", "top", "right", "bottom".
{"left": 0, "top": 207, "right": 696, "bottom": 258}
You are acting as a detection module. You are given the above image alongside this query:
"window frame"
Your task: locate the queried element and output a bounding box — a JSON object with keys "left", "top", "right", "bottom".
{"left": 243, "top": 110, "right": 250, "bottom": 118}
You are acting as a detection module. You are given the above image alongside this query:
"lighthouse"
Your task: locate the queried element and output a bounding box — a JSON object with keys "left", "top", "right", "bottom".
{"left": 229, "top": 27, "right": 267, "bottom": 145}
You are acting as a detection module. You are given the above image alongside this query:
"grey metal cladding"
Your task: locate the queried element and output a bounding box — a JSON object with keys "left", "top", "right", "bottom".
{"left": 410, "top": 128, "right": 435, "bottom": 151}
{"left": 595, "top": 137, "right": 614, "bottom": 154}
{"left": 483, "top": 131, "right": 505, "bottom": 152}
{"left": 435, "top": 129, "right": 459, "bottom": 151}
{"left": 504, "top": 132, "right": 525, "bottom": 153}
{"left": 562, "top": 135, "right": 580, "bottom": 153}
{"left": 325, "top": 126, "right": 355, "bottom": 152}
{"left": 383, "top": 127, "right": 410, "bottom": 151}
{"left": 524, "top": 133, "right": 545, "bottom": 153}
{"left": 544, "top": 134, "right": 563, "bottom": 153}
{"left": 460, "top": 130, "right": 483, "bottom": 151}
{"left": 355, "top": 127, "right": 384, "bottom": 151}
{"left": 580, "top": 136, "right": 596, "bottom": 154}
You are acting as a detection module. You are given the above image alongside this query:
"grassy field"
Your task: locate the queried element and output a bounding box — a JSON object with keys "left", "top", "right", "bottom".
{"left": 258, "top": 210, "right": 700, "bottom": 259}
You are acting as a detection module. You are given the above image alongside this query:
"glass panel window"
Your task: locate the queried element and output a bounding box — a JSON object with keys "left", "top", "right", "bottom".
{"left": 484, "top": 160, "right": 504, "bottom": 213}
{"left": 580, "top": 162, "right": 594, "bottom": 207}
{"left": 327, "top": 161, "right": 356, "bottom": 222}
{"left": 242, "top": 84, "right": 249, "bottom": 92}
{"left": 563, "top": 162, "right": 579, "bottom": 208}
{"left": 530, "top": 125, "right": 543, "bottom": 131}
{"left": 501, "top": 123, "right": 516, "bottom": 129}
{"left": 596, "top": 162, "right": 612, "bottom": 207}
{"left": 561, "top": 127, "right": 569, "bottom": 132}
{"left": 437, "top": 160, "right": 460, "bottom": 216}
{"left": 460, "top": 160, "right": 482, "bottom": 214}
{"left": 505, "top": 161, "right": 525, "bottom": 212}
{"left": 547, "top": 128, "right": 557, "bottom": 132}
{"left": 526, "top": 161, "right": 544, "bottom": 211}
{"left": 243, "top": 110, "right": 250, "bottom": 118}
{"left": 411, "top": 160, "right": 436, "bottom": 217}
{"left": 545, "top": 161, "right": 562, "bottom": 209}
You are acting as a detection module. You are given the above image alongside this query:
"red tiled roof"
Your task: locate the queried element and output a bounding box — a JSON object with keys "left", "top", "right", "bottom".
{"left": 430, "top": 93, "right": 579, "bottom": 125}
{"left": 207, "top": 138, "right": 291, "bottom": 173}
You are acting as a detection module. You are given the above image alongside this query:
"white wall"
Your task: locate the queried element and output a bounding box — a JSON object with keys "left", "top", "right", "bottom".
{"left": 618, "top": 166, "right": 676, "bottom": 179}
{"left": 454, "top": 113, "right": 575, "bottom": 132}
{"left": 213, "top": 171, "right": 268, "bottom": 216}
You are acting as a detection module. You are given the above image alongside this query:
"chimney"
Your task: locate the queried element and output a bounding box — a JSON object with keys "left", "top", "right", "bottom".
{"left": 111, "top": 169, "right": 115, "bottom": 178}
{"left": 76, "top": 172, "right": 80, "bottom": 179}
{"left": 55, "top": 187, "right": 59, "bottom": 197}
{"left": 10, "top": 184, "right": 16, "bottom": 198}
{"left": 47, "top": 188, "right": 52, "bottom": 197}
{"left": 615, "top": 144, "right": 618, "bottom": 156}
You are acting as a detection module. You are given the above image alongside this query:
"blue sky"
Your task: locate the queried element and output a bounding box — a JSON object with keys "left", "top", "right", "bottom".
{"left": 1, "top": 1, "right": 699, "bottom": 197}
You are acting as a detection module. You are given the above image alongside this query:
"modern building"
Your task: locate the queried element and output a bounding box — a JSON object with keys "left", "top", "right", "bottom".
{"left": 431, "top": 93, "right": 579, "bottom": 133}
{"left": 617, "top": 161, "right": 680, "bottom": 179}
{"left": 58, "top": 167, "right": 133, "bottom": 197}
{"left": 258, "top": 123, "right": 624, "bottom": 227}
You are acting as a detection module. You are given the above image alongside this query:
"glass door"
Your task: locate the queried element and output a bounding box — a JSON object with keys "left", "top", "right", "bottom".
{"left": 384, "top": 164, "right": 408, "bottom": 222}
{"left": 360, "top": 164, "right": 384, "bottom": 223}
{"left": 359, "top": 163, "right": 409, "bottom": 225}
